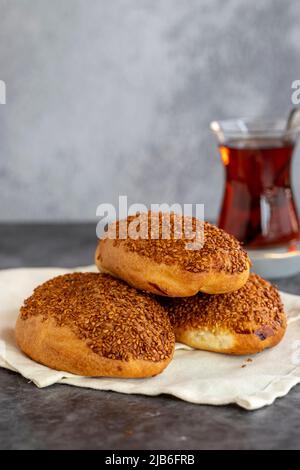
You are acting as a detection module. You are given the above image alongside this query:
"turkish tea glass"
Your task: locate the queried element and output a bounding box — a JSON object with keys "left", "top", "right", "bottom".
{"left": 210, "top": 118, "right": 300, "bottom": 248}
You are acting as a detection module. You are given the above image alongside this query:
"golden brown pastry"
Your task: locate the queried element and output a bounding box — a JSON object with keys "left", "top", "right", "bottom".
{"left": 165, "top": 274, "right": 286, "bottom": 355}
{"left": 15, "top": 272, "right": 175, "bottom": 377}
{"left": 95, "top": 212, "right": 250, "bottom": 297}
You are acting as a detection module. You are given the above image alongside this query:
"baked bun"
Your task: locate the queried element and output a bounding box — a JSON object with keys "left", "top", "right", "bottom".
{"left": 95, "top": 212, "right": 250, "bottom": 297}
{"left": 165, "top": 274, "right": 286, "bottom": 355}
{"left": 15, "top": 273, "right": 175, "bottom": 378}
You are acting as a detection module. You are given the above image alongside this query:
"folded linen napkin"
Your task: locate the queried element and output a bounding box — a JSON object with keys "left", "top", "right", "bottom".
{"left": 1, "top": 265, "right": 300, "bottom": 410}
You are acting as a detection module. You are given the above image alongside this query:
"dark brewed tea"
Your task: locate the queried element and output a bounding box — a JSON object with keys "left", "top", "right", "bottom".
{"left": 218, "top": 138, "right": 300, "bottom": 248}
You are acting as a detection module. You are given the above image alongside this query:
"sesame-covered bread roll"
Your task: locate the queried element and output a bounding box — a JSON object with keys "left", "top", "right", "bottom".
{"left": 15, "top": 273, "right": 175, "bottom": 377}
{"left": 165, "top": 274, "right": 286, "bottom": 355}
{"left": 95, "top": 212, "right": 250, "bottom": 297}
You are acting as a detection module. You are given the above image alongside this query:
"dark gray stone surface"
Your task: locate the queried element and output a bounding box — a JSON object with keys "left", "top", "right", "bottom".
{"left": 1, "top": 223, "right": 300, "bottom": 450}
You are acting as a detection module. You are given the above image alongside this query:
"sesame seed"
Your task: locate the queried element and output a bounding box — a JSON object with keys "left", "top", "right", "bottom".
{"left": 105, "top": 212, "right": 249, "bottom": 274}
{"left": 165, "top": 274, "right": 286, "bottom": 335}
{"left": 20, "top": 272, "right": 175, "bottom": 362}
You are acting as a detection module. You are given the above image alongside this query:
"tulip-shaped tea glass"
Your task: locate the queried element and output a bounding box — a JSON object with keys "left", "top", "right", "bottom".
{"left": 210, "top": 117, "right": 300, "bottom": 248}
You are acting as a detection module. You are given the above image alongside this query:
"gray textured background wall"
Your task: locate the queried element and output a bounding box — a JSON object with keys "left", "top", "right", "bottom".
{"left": 0, "top": 0, "right": 300, "bottom": 221}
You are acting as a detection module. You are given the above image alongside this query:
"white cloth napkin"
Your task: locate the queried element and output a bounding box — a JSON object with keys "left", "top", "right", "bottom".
{"left": 1, "top": 265, "right": 300, "bottom": 410}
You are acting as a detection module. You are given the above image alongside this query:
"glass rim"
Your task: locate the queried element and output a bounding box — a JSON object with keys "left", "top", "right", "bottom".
{"left": 210, "top": 117, "right": 300, "bottom": 138}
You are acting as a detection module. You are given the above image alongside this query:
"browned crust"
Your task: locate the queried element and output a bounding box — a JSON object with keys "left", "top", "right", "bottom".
{"left": 15, "top": 315, "right": 174, "bottom": 378}
{"left": 95, "top": 238, "right": 250, "bottom": 297}
{"left": 165, "top": 274, "right": 287, "bottom": 355}
{"left": 19, "top": 272, "right": 175, "bottom": 363}
{"left": 103, "top": 213, "right": 250, "bottom": 275}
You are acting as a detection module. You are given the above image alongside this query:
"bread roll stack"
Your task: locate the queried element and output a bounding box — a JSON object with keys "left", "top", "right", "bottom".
{"left": 95, "top": 212, "right": 286, "bottom": 355}
{"left": 16, "top": 211, "right": 286, "bottom": 379}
